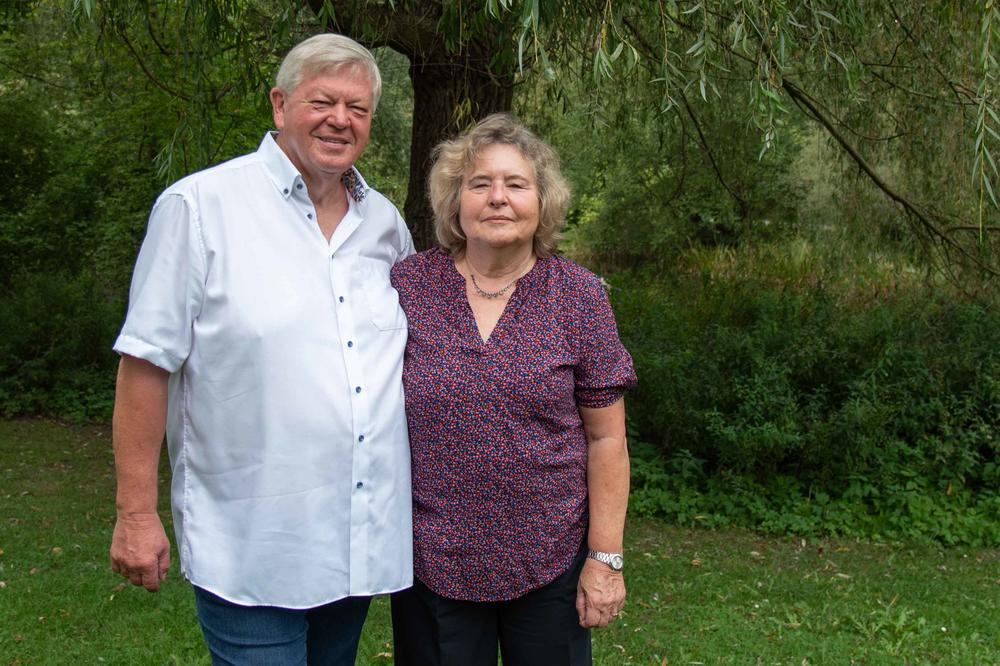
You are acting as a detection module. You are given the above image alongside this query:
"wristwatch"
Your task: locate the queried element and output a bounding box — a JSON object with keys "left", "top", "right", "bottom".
{"left": 587, "top": 549, "right": 624, "bottom": 571}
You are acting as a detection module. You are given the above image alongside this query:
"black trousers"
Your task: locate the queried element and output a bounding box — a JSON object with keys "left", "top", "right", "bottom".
{"left": 390, "top": 549, "right": 592, "bottom": 666}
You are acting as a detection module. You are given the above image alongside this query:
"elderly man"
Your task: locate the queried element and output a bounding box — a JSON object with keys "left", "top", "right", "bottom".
{"left": 109, "top": 33, "right": 413, "bottom": 664}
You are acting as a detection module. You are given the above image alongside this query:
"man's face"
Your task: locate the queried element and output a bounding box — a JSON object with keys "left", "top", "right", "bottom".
{"left": 270, "top": 65, "right": 373, "bottom": 184}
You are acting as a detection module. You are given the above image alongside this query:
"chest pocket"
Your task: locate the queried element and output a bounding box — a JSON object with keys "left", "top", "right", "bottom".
{"left": 356, "top": 257, "right": 406, "bottom": 331}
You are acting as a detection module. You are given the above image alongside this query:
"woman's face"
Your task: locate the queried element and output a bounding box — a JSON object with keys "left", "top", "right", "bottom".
{"left": 459, "top": 143, "right": 540, "bottom": 254}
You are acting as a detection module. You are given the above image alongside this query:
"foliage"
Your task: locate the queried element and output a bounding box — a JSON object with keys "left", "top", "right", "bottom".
{"left": 78, "top": 0, "right": 1000, "bottom": 274}
{"left": 613, "top": 243, "right": 1000, "bottom": 545}
{"left": 3, "top": 419, "right": 999, "bottom": 662}
{"left": 0, "top": 3, "right": 415, "bottom": 422}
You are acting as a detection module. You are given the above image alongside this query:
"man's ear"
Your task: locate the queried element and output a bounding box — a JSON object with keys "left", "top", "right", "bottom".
{"left": 269, "top": 87, "right": 286, "bottom": 129}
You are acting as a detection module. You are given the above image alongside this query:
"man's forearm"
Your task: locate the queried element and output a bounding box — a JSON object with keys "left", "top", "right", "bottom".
{"left": 113, "top": 355, "right": 169, "bottom": 516}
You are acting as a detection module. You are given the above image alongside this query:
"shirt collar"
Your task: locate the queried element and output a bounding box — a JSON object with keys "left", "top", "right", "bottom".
{"left": 258, "top": 131, "right": 370, "bottom": 203}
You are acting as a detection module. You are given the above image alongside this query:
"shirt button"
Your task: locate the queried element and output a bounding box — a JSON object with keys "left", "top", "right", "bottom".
{"left": 307, "top": 213, "right": 313, "bottom": 219}
{"left": 347, "top": 340, "right": 354, "bottom": 348}
{"left": 339, "top": 296, "right": 345, "bottom": 303}
{"left": 296, "top": 183, "right": 303, "bottom": 190}
{"left": 358, "top": 435, "right": 365, "bottom": 443}
{"left": 355, "top": 386, "right": 362, "bottom": 393}
{"left": 356, "top": 482, "right": 363, "bottom": 489}
{"left": 283, "top": 188, "right": 289, "bottom": 195}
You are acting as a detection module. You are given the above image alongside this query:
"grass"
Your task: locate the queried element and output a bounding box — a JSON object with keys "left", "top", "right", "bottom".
{"left": 2, "top": 419, "right": 999, "bottom": 665}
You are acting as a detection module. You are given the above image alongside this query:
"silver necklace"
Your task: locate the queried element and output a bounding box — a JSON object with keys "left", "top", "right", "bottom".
{"left": 470, "top": 273, "right": 518, "bottom": 299}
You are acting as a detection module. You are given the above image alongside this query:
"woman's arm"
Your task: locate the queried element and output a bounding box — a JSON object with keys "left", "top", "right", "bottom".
{"left": 575, "top": 398, "right": 629, "bottom": 628}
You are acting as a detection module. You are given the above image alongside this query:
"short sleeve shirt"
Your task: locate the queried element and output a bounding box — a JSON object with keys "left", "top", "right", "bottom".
{"left": 390, "top": 248, "right": 636, "bottom": 601}
{"left": 114, "top": 133, "right": 414, "bottom": 608}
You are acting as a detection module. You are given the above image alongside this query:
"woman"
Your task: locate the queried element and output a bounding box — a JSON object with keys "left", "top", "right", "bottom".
{"left": 390, "top": 113, "right": 635, "bottom": 665}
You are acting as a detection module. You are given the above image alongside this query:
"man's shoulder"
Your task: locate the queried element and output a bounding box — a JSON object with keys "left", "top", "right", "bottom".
{"left": 161, "top": 150, "right": 264, "bottom": 199}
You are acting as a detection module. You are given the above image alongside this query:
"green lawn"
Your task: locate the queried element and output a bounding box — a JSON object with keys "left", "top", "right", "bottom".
{"left": 1, "top": 419, "right": 998, "bottom": 664}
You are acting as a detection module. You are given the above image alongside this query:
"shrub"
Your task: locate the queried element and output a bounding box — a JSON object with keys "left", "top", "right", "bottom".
{"left": 0, "top": 271, "right": 122, "bottom": 421}
{"left": 613, "top": 255, "right": 1000, "bottom": 545}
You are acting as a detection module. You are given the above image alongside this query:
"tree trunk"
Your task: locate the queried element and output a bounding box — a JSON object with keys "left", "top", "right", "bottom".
{"left": 406, "top": 56, "right": 513, "bottom": 249}
{"left": 307, "top": 1, "right": 517, "bottom": 249}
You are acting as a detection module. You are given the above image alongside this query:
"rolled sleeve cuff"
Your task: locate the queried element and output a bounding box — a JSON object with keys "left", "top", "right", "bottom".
{"left": 113, "top": 334, "right": 185, "bottom": 373}
{"left": 576, "top": 385, "right": 629, "bottom": 409}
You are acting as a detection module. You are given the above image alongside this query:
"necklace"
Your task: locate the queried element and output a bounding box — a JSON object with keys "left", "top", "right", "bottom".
{"left": 470, "top": 272, "right": 518, "bottom": 299}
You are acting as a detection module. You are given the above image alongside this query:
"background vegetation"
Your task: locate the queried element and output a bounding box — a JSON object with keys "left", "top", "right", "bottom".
{"left": 2, "top": 0, "right": 999, "bottom": 547}
{"left": 2, "top": 420, "right": 999, "bottom": 664}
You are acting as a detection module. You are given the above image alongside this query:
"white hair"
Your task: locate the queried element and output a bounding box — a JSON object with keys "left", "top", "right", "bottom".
{"left": 274, "top": 33, "right": 382, "bottom": 111}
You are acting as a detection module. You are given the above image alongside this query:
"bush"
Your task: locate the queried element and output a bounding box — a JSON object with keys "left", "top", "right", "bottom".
{"left": 613, "top": 256, "right": 1000, "bottom": 545}
{"left": 0, "top": 271, "right": 122, "bottom": 421}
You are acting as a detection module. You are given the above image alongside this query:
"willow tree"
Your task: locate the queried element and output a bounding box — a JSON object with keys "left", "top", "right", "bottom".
{"left": 84, "top": 0, "right": 1000, "bottom": 275}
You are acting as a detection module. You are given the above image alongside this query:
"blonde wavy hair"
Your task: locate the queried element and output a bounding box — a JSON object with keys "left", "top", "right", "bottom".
{"left": 428, "top": 113, "right": 571, "bottom": 258}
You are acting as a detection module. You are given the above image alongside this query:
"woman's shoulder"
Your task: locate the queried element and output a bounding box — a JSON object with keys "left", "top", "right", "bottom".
{"left": 391, "top": 247, "right": 450, "bottom": 285}
{"left": 542, "top": 254, "right": 607, "bottom": 296}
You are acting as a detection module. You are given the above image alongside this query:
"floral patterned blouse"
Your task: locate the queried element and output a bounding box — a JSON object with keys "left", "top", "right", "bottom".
{"left": 390, "top": 248, "right": 636, "bottom": 601}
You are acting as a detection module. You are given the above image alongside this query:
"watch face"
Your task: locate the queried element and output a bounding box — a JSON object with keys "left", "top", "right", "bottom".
{"left": 610, "top": 554, "right": 624, "bottom": 570}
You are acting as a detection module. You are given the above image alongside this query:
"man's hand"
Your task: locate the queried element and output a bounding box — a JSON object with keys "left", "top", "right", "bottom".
{"left": 110, "top": 512, "right": 170, "bottom": 592}
{"left": 575, "top": 557, "right": 626, "bottom": 628}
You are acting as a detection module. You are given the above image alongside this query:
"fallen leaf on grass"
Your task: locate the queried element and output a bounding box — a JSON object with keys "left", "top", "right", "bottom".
{"left": 691, "top": 557, "right": 703, "bottom": 567}
{"left": 750, "top": 551, "right": 763, "bottom": 559}
{"left": 109, "top": 582, "right": 127, "bottom": 600}
{"left": 834, "top": 573, "right": 852, "bottom": 580}
{"left": 0, "top": 581, "right": 6, "bottom": 588}
{"left": 51, "top": 547, "right": 62, "bottom": 556}
{"left": 29, "top": 567, "right": 39, "bottom": 575}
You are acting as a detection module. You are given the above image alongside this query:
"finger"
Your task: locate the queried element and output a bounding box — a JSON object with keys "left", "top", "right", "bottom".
{"left": 141, "top": 571, "right": 162, "bottom": 592}
{"left": 581, "top": 603, "right": 604, "bottom": 629}
{"left": 158, "top": 549, "right": 171, "bottom": 581}
{"left": 128, "top": 572, "right": 144, "bottom": 587}
{"left": 575, "top": 588, "right": 587, "bottom": 624}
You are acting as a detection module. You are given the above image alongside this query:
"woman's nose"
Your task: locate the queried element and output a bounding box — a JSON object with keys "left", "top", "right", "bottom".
{"left": 488, "top": 182, "right": 506, "bottom": 206}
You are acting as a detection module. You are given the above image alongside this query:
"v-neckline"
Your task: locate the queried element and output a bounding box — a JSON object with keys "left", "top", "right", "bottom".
{"left": 448, "top": 256, "right": 539, "bottom": 348}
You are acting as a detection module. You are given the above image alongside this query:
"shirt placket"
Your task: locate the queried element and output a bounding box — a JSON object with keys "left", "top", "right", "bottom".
{"left": 327, "top": 235, "right": 372, "bottom": 593}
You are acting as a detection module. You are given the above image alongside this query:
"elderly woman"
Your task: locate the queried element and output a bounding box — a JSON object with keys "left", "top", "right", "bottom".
{"left": 389, "top": 114, "right": 635, "bottom": 665}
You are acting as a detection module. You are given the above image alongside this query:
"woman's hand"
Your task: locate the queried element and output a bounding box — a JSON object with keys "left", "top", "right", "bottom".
{"left": 575, "top": 558, "right": 626, "bottom": 628}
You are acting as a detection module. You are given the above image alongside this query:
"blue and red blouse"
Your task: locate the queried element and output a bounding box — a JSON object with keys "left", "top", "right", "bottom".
{"left": 390, "top": 248, "right": 636, "bottom": 602}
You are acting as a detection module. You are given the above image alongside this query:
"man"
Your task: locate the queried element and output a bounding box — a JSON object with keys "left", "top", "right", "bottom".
{"left": 109, "top": 34, "right": 413, "bottom": 664}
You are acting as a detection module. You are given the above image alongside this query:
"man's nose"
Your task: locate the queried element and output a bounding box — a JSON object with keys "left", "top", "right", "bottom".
{"left": 324, "top": 103, "right": 349, "bottom": 127}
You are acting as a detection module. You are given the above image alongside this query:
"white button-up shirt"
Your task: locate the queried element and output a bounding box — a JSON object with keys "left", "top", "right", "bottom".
{"left": 114, "top": 133, "right": 414, "bottom": 608}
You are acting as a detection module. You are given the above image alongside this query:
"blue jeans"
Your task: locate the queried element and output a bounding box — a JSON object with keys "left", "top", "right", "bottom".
{"left": 193, "top": 586, "right": 372, "bottom": 665}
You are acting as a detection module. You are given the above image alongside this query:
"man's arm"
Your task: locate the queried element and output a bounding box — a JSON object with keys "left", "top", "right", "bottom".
{"left": 109, "top": 354, "right": 171, "bottom": 592}
{"left": 575, "top": 398, "right": 630, "bottom": 628}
